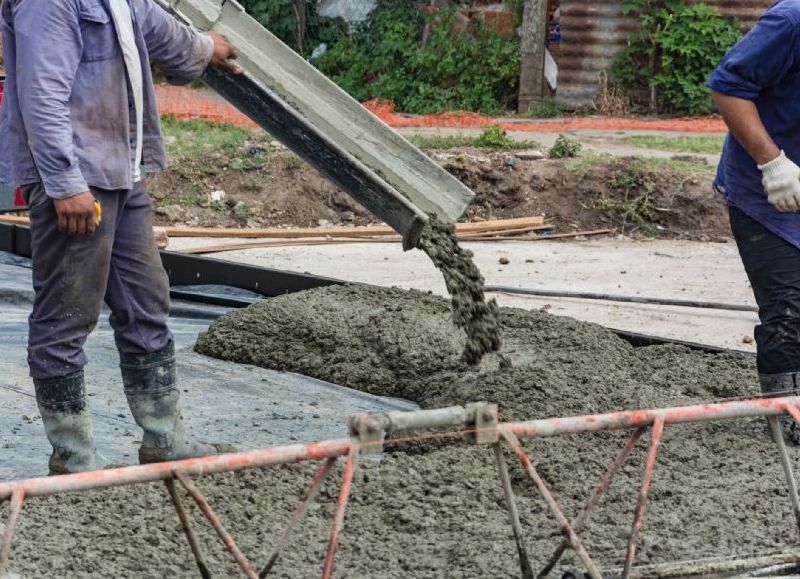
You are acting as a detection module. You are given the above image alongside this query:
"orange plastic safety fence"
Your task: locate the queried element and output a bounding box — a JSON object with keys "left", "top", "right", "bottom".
{"left": 155, "top": 85, "right": 258, "bottom": 128}
{"left": 363, "top": 99, "right": 727, "bottom": 133}
{"left": 155, "top": 85, "right": 727, "bottom": 134}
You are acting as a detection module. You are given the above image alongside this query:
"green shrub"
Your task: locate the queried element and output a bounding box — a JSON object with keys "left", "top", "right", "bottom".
{"left": 238, "top": 0, "right": 348, "bottom": 53}
{"left": 240, "top": 0, "right": 298, "bottom": 46}
{"left": 549, "top": 135, "right": 582, "bottom": 158}
{"left": 611, "top": 0, "right": 741, "bottom": 115}
{"left": 475, "top": 125, "right": 512, "bottom": 149}
{"left": 526, "top": 97, "right": 563, "bottom": 119}
{"left": 314, "top": 1, "right": 520, "bottom": 115}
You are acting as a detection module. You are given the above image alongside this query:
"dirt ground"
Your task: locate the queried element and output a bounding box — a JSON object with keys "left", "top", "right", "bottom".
{"left": 8, "top": 285, "right": 796, "bottom": 578}
{"left": 150, "top": 146, "right": 726, "bottom": 241}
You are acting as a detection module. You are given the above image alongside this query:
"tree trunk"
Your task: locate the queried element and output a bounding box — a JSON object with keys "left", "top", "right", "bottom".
{"left": 518, "top": 0, "right": 549, "bottom": 113}
{"left": 292, "top": 0, "right": 307, "bottom": 53}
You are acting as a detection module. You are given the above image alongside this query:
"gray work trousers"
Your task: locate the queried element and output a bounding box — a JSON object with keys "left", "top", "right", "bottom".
{"left": 25, "top": 182, "right": 172, "bottom": 380}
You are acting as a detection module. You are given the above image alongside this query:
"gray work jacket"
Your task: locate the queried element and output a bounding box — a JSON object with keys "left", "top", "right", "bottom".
{"left": 0, "top": 0, "right": 213, "bottom": 198}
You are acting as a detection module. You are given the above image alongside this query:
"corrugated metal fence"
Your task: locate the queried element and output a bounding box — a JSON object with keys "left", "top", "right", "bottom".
{"left": 553, "top": 0, "right": 773, "bottom": 108}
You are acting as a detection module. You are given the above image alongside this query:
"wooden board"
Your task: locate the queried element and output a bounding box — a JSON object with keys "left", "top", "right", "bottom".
{"left": 0, "top": 214, "right": 548, "bottom": 241}
{"left": 161, "top": 216, "right": 546, "bottom": 239}
{"left": 0, "top": 215, "right": 28, "bottom": 225}
{"left": 173, "top": 226, "right": 617, "bottom": 257}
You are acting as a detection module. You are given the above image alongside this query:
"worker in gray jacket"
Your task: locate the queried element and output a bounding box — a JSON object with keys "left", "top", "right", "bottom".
{"left": 0, "top": 0, "right": 241, "bottom": 474}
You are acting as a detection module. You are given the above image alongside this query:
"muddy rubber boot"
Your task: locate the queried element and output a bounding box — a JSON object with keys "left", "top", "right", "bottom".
{"left": 760, "top": 372, "right": 800, "bottom": 446}
{"left": 35, "top": 371, "right": 107, "bottom": 475}
{"left": 121, "top": 342, "right": 234, "bottom": 464}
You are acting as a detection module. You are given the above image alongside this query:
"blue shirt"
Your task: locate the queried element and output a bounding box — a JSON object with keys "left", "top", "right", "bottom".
{"left": 708, "top": 0, "right": 800, "bottom": 248}
{"left": 0, "top": 0, "right": 213, "bottom": 198}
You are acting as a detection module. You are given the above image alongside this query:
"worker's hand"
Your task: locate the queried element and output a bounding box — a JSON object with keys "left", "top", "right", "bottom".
{"left": 759, "top": 151, "right": 800, "bottom": 212}
{"left": 53, "top": 191, "right": 98, "bottom": 237}
{"left": 207, "top": 31, "right": 242, "bottom": 75}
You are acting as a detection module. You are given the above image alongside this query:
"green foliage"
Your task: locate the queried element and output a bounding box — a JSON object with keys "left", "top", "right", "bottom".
{"left": 239, "top": 0, "right": 299, "bottom": 47}
{"left": 311, "top": 36, "right": 372, "bottom": 101}
{"left": 549, "top": 135, "right": 582, "bottom": 159}
{"left": 504, "top": 0, "right": 525, "bottom": 27}
{"left": 314, "top": 1, "right": 520, "bottom": 115}
{"left": 525, "top": 97, "right": 563, "bottom": 119}
{"left": 622, "top": 134, "right": 725, "bottom": 154}
{"left": 409, "top": 134, "right": 482, "bottom": 150}
{"left": 612, "top": 0, "right": 741, "bottom": 115}
{"left": 475, "top": 125, "right": 512, "bottom": 149}
{"left": 160, "top": 116, "right": 256, "bottom": 158}
{"left": 409, "top": 129, "right": 540, "bottom": 151}
{"left": 238, "top": 0, "right": 348, "bottom": 53}
{"left": 606, "top": 160, "right": 656, "bottom": 223}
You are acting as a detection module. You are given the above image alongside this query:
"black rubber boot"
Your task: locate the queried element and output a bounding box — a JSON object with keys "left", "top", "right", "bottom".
{"left": 760, "top": 372, "right": 800, "bottom": 446}
{"left": 121, "top": 342, "right": 234, "bottom": 464}
{"left": 34, "top": 371, "right": 107, "bottom": 475}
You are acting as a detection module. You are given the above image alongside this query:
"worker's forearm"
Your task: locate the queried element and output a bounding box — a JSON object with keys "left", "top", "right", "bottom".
{"left": 713, "top": 91, "right": 780, "bottom": 165}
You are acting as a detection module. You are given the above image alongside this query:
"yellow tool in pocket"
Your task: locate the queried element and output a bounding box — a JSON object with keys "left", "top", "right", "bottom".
{"left": 94, "top": 200, "right": 102, "bottom": 225}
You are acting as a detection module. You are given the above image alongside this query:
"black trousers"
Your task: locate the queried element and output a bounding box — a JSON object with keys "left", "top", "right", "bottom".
{"left": 730, "top": 206, "right": 800, "bottom": 374}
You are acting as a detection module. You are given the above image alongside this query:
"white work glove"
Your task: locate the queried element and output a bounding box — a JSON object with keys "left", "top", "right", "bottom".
{"left": 758, "top": 151, "right": 800, "bottom": 212}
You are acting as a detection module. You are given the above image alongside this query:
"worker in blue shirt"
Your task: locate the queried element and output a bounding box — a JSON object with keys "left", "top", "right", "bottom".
{"left": 708, "top": 0, "right": 800, "bottom": 444}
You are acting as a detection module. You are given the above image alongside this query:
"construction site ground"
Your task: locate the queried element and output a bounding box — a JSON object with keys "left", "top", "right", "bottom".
{"left": 7, "top": 111, "right": 791, "bottom": 577}
{"left": 151, "top": 122, "right": 726, "bottom": 238}
{"left": 148, "top": 114, "right": 746, "bottom": 351}
{"left": 6, "top": 282, "right": 793, "bottom": 578}
{"left": 0, "top": 258, "right": 418, "bottom": 482}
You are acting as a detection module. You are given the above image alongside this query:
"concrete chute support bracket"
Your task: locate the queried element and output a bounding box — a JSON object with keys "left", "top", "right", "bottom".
{"left": 155, "top": 0, "right": 476, "bottom": 250}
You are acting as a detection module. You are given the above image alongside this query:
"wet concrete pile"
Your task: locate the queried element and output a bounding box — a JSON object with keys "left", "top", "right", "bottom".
{"left": 8, "top": 286, "right": 799, "bottom": 577}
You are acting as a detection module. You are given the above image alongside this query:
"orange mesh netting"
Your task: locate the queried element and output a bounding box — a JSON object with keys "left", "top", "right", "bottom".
{"left": 156, "top": 85, "right": 258, "bottom": 128}
{"left": 155, "top": 86, "right": 727, "bottom": 134}
{"left": 362, "top": 99, "right": 727, "bottom": 133}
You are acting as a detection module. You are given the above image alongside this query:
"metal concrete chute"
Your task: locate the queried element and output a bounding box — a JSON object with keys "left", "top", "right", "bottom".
{"left": 155, "top": 0, "right": 476, "bottom": 250}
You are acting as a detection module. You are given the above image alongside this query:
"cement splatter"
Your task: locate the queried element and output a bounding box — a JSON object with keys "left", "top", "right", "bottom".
{"left": 417, "top": 217, "right": 501, "bottom": 364}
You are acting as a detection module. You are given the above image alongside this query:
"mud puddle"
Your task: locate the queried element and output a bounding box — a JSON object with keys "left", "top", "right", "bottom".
{"left": 8, "top": 285, "right": 798, "bottom": 578}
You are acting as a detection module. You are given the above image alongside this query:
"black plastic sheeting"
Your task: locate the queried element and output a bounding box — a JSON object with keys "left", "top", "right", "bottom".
{"left": 0, "top": 254, "right": 417, "bottom": 481}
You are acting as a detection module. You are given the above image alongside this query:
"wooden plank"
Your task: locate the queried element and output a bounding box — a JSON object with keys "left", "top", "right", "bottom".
{"left": 0, "top": 215, "right": 29, "bottom": 225}
{"left": 463, "top": 226, "right": 553, "bottom": 239}
{"left": 175, "top": 225, "right": 590, "bottom": 256}
{"left": 179, "top": 238, "right": 393, "bottom": 254}
{"left": 469, "top": 229, "right": 612, "bottom": 242}
{"left": 0, "top": 214, "right": 548, "bottom": 240}
{"left": 166, "top": 217, "right": 545, "bottom": 238}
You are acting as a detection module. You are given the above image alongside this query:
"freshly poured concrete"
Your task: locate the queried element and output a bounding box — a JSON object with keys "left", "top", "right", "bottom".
{"left": 168, "top": 237, "right": 759, "bottom": 352}
{"left": 8, "top": 283, "right": 794, "bottom": 578}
